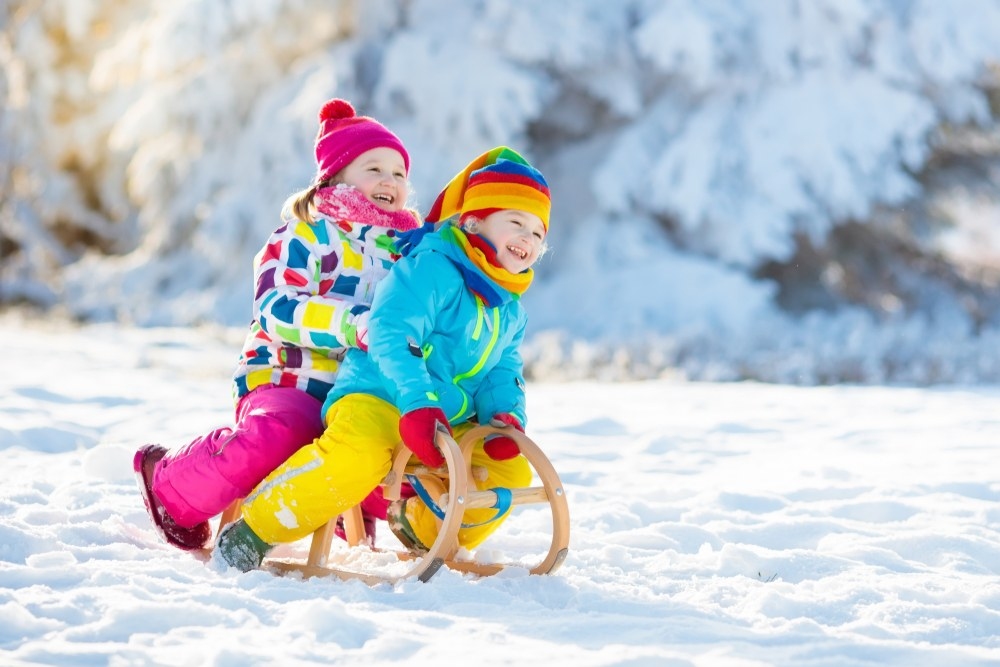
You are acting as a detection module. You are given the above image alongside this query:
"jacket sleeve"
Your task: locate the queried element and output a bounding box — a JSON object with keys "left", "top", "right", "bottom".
{"left": 473, "top": 310, "right": 528, "bottom": 428}
{"left": 253, "top": 219, "right": 367, "bottom": 352}
{"left": 366, "top": 252, "right": 454, "bottom": 414}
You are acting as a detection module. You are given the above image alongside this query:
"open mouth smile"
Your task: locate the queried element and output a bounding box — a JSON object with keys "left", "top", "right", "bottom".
{"left": 507, "top": 245, "right": 528, "bottom": 260}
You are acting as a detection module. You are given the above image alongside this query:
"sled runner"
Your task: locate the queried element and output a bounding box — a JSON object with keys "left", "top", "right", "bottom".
{"left": 216, "top": 425, "right": 570, "bottom": 584}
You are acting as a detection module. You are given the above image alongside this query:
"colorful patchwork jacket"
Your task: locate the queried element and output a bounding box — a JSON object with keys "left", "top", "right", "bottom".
{"left": 232, "top": 185, "right": 421, "bottom": 404}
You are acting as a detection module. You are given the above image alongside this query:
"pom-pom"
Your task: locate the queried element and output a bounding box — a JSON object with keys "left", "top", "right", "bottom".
{"left": 319, "top": 99, "right": 355, "bottom": 121}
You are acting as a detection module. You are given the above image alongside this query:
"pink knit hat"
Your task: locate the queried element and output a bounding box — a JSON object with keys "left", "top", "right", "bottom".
{"left": 313, "top": 99, "right": 410, "bottom": 185}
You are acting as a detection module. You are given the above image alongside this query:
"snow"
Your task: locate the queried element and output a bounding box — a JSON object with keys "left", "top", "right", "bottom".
{"left": 3, "top": 5, "right": 1000, "bottom": 659}
{"left": 2, "top": 314, "right": 999, "bottom": 666}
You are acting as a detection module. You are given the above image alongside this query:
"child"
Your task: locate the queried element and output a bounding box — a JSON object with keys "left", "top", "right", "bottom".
{"left": 133, "top": 99, "right": 420, "bottom": 551}
{"left": 215, "top": 146, "right": 552, "bottom": 572}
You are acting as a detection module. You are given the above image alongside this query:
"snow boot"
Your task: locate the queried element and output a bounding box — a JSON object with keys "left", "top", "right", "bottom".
{"left": 215, "top": 518, "right": 273, "bottom": 572}
{"left": 387, "top": 498, "right": 428, "bottom": 553}
{"left": 133, "top": 444, "right": 211, "bottom": 551}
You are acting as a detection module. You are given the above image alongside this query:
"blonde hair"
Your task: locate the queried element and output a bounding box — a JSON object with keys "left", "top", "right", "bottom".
{"left": 282, "top": 176, "right": 336, "bottom": 223}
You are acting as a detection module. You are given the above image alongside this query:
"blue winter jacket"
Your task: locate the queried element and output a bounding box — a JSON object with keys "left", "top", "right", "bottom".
{"left": 323, "top": 224, "right": 528, "bottom": 428}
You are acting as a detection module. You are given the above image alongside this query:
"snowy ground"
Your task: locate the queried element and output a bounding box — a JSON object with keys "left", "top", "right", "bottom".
{"left": 2, "top": 314, "right": 999, "bottom": 666}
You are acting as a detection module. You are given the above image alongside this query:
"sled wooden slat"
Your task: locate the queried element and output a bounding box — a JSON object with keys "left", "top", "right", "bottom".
{"left": 439, "top": 485, "right": 552, "bottom": 510}
{"left": 265, "top": 558, "right": 393, "bottom": 586}
{"left": 266, "top": 552, "right": 507, "bottom": 582}
{"left": 340, "top": 505, "right": 367, "bottom": 548}
{"left": 306, "top": 518, "right": 337, "bottom": 568}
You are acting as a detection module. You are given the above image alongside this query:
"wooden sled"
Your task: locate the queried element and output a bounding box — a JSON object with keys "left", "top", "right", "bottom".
{"left": 216, "top": 425, "right": 570, "bottom": 585}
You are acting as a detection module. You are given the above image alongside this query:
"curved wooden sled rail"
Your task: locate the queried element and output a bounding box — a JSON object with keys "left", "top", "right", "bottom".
{"left": 254, "top": 425, "right": 570, "bottom": 584}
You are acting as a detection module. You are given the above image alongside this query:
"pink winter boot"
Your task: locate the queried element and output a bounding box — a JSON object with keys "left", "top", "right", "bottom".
{"left": 133, "top": 444, "right": 212, "bottom": 551}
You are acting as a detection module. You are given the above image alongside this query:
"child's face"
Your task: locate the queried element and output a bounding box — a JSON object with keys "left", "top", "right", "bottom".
{"left": 337, "top": 147, "right": 408, "bottom": 212}
{"left": 470, "top": 209, "right": 547, "bottom": 273}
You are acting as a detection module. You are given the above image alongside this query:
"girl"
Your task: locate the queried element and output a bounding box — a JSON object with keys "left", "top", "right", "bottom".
{"left": 215, "top": 147, "right": 552, "bottom": 571}
{"left": 134, "top": 99, "right": 420, "bottom": 551}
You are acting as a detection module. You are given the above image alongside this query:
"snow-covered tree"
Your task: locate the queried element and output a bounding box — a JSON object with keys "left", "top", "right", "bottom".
{"left": 2, "top": 0, "right": 1000, "bottom": 383}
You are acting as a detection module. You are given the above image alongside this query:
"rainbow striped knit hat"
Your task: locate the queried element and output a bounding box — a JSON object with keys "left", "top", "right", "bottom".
{"left": 424, "top": 146, "right": 551, "bottom": 230}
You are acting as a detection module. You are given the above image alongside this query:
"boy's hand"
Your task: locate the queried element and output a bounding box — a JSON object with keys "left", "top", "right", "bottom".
{"left": 398, "top": 407, "right": 449, "bottom": 468}
{"left": 483, "top": 413, "right": 523, "bottom": 460}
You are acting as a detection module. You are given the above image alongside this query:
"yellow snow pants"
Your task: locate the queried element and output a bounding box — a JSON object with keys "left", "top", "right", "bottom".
{"left": 241, "top": 393, "right": 532, "bottom": 550}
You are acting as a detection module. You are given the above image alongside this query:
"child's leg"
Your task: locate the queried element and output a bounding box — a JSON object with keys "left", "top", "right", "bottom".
{"left": 240, "top": 393, "right": 401, "bottom": 545}
{"left": 406, "top": 424, "right": 533, "bottom": 551}
{"left": 153, "top": 387, "right": 324, "bottom": 527}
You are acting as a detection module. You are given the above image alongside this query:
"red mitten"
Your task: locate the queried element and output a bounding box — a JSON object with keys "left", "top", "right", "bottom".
{"left": 398, "top": 407, "right": 449, "bottom": 468}
{"left": 483, "top": 413, "right": 524, "bottom": 460}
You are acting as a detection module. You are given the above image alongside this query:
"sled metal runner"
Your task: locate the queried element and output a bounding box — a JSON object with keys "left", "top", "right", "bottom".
{"left": 216, "top": 425, "right": 570, "bottom": 584}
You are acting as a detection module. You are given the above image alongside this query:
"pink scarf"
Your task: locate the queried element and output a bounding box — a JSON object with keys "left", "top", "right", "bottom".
{"left": 314, "top": 185, "right": 420, "bottom": 231}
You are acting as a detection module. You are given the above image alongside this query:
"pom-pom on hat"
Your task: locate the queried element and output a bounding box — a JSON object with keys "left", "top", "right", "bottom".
{"left": 425, "top": 146, "right": 551, "bottom": 230}
{"left": 313, "top": 99, "right": 410, "bottom": 185}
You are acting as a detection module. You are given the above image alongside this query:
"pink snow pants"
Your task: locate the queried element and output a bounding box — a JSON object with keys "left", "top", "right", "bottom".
{"left": 153, "top": 386, "right": 325, "bottom": 528}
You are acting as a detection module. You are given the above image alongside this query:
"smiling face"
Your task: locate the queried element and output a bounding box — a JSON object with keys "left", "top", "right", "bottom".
{"left": 466, "top": 209, "right": 547, "bottom": 273}
{"left": 336, "top": 147, "right": 409, "bottom": 212}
